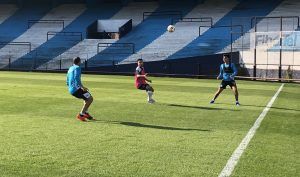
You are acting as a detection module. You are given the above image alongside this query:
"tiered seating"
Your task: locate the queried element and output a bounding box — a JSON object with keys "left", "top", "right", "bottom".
{"left": 0, "top": 0, "right": 299, "bottom": 77}
{"left": 0, "top": 4, "right": 86, "bottom": 69}
{"left": 45, "top": 1, "right": 158, "bottom": 69}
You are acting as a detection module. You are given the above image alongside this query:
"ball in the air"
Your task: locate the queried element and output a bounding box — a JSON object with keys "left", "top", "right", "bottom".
{"left": 167, "top": 25, "right": 175, "bottom": 32}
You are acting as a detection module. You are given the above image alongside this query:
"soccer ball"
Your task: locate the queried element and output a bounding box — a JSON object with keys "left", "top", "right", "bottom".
{"left": 167, "top": 25, "right": 175, "bottom": 32}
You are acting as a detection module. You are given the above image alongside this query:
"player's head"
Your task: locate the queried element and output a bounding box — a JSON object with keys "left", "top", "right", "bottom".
{"left": 223, "top": 54, "right": 230, "bottom": 64}
{"left": 73, "top": 57, "right": 81, "bottom": 65}
{"left": 137, "top": 58, "right": 143, "bottom": 67}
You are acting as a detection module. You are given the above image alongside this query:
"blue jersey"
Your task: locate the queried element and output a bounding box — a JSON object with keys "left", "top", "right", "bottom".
{"left": 66, "top": 65, "right": 82, "bottom": 94}
{"left": 218, "top": 63, "right": 237, "bottom": 81}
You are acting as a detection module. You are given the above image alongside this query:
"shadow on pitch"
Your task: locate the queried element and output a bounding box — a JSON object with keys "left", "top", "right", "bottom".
{"left": 91, "top": 120, "right": 210, "bottom": 132}
{"left": 167, "top": 104, "right": 239, "bottom": 111}
{"left": 214, "top": 103, "right": 300, "bottom": 112}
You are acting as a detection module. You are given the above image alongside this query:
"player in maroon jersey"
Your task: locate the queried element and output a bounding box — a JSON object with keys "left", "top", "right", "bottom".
{"left": 135, "top": 59, "right": 155, "bottom": 103}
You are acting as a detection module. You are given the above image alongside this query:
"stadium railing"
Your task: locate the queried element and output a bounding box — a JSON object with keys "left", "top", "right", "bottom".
{"left": 46, "top": 31, "right": 83, "bottom": 41}
{"left": 28, "top": 20, "right": 65, "bottom": 29}
{"left": 142, "top": 11, "right": 183, "bottom": 21}
{"left": 199, "top": 25, "right": 243, "bottom": 36}
{"left": 1, "top": 58, "right": 300, "bottom": 83}
{"left": 171, "top": 17, "right": 213, "bottom": 26}
{"left": 251, "top": 16, "right": 300, "bottom": 30}
{"left": 97, "top": 42, "right": 135, "bottom": 54}
{"left": 0, "top": 42, "right": 32, "bottom": 52}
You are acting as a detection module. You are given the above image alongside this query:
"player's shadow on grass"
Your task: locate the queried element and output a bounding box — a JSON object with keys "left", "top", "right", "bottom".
{"left": 92, "top": 120, "right": 210, "bottom": 132}
{"left": 215, "top": 103, "right": 300, "bottom": 112}
{"left": 167, "top": 104, "right": 239, "bottom": 111}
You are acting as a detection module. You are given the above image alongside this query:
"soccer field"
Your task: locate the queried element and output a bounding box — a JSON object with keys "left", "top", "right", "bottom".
{"left": 0, "top": 71, "right": 299, "bottom": 177}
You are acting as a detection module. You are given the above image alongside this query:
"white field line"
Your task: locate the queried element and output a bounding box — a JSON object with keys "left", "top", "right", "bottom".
{"left": 218, "top": 83, "right": 285, "bottom": 177}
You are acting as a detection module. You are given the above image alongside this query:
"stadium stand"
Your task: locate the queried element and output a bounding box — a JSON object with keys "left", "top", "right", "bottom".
{"left": 0, "top": 4, "right": 17, "bottom": 24}
{"left": 167, "top": 0, "right": 283, "bottom": 59}
{"left": 240, "top": 0, "right": 300, "bottom": 78}
{"left": 44, "top": 1, "right": 158, "bottom": 69}
{"left": 0, "top": 0, "right": 299, "bottom": 79}
{"left": 10, "top": 2, "right": 123, "bottom": 69}
{"left": 118, "top": 0, "right": 237, "bottom": 63}
{"left": 0, "top": 4, "right": 85, "bottom": 69}
{"left": 87, "top": 1, "right": 195, "bottom": 65}
{"left": 0, "top": 3, "right": 51, "bottom": 44}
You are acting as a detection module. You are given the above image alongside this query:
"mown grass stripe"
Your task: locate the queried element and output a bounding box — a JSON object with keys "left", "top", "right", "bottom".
{"left": 218, "top": 84, "right": 284, "bottom": 177}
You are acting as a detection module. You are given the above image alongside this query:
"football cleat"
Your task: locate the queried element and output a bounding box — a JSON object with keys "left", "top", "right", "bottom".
{"left": 77, "top": 114, "right": 87, "bottom": 122}
{"left": 148, "top": 99, "right": 156, "bottom": 104}
{"left": 83, "top": 113, "right": 95, "bottom": 120}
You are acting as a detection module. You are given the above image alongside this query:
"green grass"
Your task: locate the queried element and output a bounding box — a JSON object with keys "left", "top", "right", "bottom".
{"left": 0, "top": 71, "right": 298, "bottom": 177}
{"left": 231, "top": 84, "right": 300, "bottom": 177}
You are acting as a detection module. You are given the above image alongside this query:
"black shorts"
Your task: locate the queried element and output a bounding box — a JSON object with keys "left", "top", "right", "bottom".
{"left": 220, "top": 80, "right": 236, "bottom": 89}
{"left": 138, "top": 84, "right": 152, "bottom": 91}
{"left": 72, "top": 88, "right": 92, "bottom": 100}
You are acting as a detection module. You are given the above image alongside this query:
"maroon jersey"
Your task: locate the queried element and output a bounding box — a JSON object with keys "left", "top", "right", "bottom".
{"left": 135, "top": 66, "right": 146, "bottom": 88}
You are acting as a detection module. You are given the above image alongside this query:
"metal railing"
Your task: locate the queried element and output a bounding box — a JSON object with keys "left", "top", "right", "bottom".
{"left": 251, "top": 16, "right": 300, "bottom": 30}
{"left": 199, "top": 25, "right": 243, "bottom": 36}
{"left": 171, "top": 17, "right": 213, "bottom": 26}
{"left": 239, "top": 63, "right": 300, "bottom": 80}
{"left": 143, "top": 11, "right": 183, "bottom": 21}
{"left": 28, "top": 20, "right": 65, "bottom": 29}
{"left": 0, "top": 42, "right": 31, "bottom": 52}
{"left": 97, "top": 43, "right": 135, "bottom": 54}
{"left": 46, "top": 31, "right": 83, "bottom": 41}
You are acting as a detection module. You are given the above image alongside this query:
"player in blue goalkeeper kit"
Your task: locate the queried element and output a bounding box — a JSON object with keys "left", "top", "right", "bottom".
{"left": 67, "top": 57, "right": 94, "bottom": 121}
{"left": 210, "top": 54, "right": 240, "bottom": 106}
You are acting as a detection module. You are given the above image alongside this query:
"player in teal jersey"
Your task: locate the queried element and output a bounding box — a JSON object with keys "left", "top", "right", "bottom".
{"left": 210, "top": 54, "right": 240, "bottom": 106}
{"left": 67, "top": 57, "right": 94, "bottom": 121}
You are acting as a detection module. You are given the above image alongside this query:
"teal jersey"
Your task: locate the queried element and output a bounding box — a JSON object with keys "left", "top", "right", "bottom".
{"left": 66, "top": 65, "right": 82, "bottom": 94}
{"left": 218, "top": 63, "right": 238, "bottom": 81}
